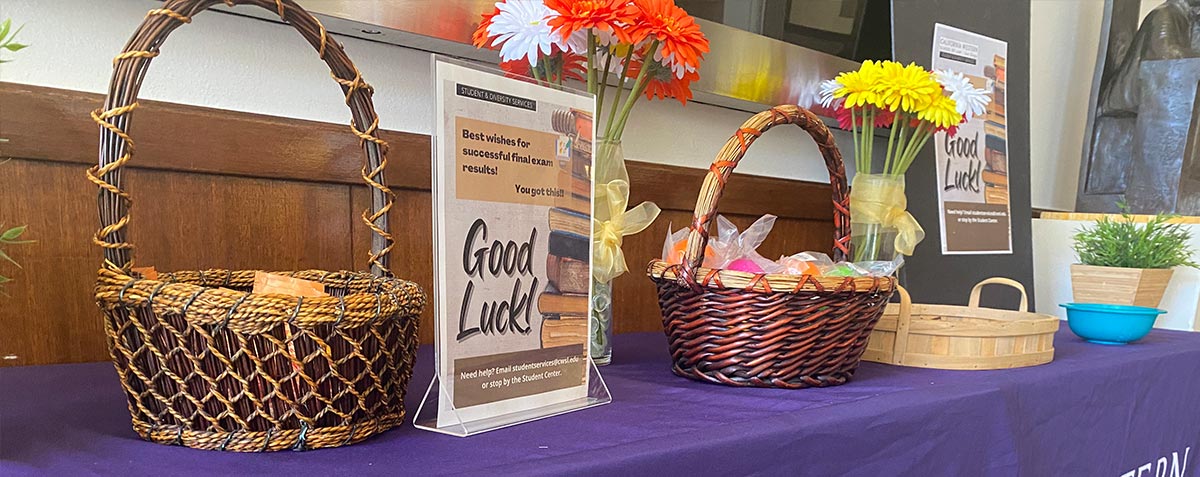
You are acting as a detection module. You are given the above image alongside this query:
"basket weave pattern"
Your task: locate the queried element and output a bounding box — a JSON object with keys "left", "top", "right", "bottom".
{"left": 648, "top": 106, "right": 896, "bottom": 389}
{"left": 87, "top": 0, "right": 423, "bottom": 451}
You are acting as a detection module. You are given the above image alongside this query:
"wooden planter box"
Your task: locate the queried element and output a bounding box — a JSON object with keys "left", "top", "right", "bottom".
{"left": 863, "top": 278, "right": 1059, "bottom": 370}
{"left": 1070, "top": 264, "right": 1173, "bottom": 308}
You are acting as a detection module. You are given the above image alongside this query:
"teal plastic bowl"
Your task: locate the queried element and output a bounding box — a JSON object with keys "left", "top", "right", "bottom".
{"left": 1059, "top": 303, "right": 1166, "bottom": 345}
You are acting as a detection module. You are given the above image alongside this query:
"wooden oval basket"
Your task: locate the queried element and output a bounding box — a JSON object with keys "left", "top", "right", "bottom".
{"left": 647, "top": 105, "right": 896, "bottom": 389}
{"left": 862, "top": 278, "right": 1059, "bottom": 370}
{"left": 88, "top": 0, "right": 423, "bottom": 452}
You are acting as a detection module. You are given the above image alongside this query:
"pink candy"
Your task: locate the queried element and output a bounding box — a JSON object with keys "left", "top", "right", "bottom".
{"left": 726, "top": 258, "right": 764, "bottom": 273}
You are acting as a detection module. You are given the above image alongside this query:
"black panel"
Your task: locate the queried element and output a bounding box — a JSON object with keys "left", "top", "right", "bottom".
{"left": 891, "top": 0, "right": 1034, "bottom": 310}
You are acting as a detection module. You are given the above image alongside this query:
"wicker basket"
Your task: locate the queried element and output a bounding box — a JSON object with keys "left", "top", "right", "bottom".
{"left": 87, "top": 0, "right": 424, "bottom": 452}
{"left": 863, "top": 278, "right": 1058, "bottom": 370}
{"left": 647, "top": 105, "right": 896, "bottom": 389}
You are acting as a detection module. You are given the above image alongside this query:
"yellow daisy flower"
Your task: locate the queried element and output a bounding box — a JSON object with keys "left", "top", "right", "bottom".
{"left": 917, "top": 93, "right": 962, "bottom": 130}
{"left": 833, "top": 60, "right": 883, "bottom": 108}
{"left": 874, "top": 61, "right": 941, "bottom": 113}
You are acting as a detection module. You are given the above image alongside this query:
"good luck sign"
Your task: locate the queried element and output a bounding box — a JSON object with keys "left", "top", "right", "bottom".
{"left": 424, "top": 58, "right": 599, "bottom": 434}
{"left": 932, "top": 24, "right": 1014, "bottom": 254}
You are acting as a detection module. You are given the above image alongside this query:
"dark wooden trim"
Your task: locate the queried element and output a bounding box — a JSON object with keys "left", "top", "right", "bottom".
{"left": 0, "top": 82, "right": 833, "bottom": 221}
{"left": 0, "top": 82, "right": 840, "bottom": 366}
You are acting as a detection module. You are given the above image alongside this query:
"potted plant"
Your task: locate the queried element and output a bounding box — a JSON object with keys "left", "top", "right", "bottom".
{"left": 1, "top": 18, "right": 30, "bottom": 292}
{"left": 1071, "top": 210, "right": 1198, "bottom": 308}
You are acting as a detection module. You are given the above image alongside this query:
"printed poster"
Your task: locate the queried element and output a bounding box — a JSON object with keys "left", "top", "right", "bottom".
{"left": 433, "top": 58, "right": 594, "bottom": 428}
{"left": 932, "top": 24, "right": 1014, "bottom": 254}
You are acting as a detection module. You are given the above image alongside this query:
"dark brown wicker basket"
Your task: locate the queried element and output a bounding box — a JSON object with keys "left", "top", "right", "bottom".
{"left": 87, "top": 0, "right": 424, "bottom": 451}
{"left": 647, "top": 105, "right": 896, "bottom": 389}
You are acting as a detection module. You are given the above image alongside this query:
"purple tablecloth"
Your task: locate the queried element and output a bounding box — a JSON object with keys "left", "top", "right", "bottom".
{"left": 3, "top": 328, "right": 1199, "bottom": 476}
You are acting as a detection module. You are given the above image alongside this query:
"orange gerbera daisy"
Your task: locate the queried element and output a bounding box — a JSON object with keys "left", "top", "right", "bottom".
{"left": 499, "top": 47, "right": 587, "bottom": 83}
{"left": 545, "top": 0, "right": 639, "bottom": 45}
{"left": 629, "top": 0, "right": 709, "bottom": 70}
{"left": 559, "top": 50, "right": 588, "bottom": 82}
{"left": 472, "top": 4, "right": 502, "bottom": 49}
{"left": 630, "top": 57, "right": 699, "bottom": 105}
{"left": 499, "top": 58, "right": 531, "bottom": 79}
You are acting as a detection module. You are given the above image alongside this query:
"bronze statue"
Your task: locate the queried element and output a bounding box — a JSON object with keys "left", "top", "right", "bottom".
{"left": 1079, "top": 0, "right": 1200, "bottom": 214}
{"left": 1098, "top": 0, "right": 1198, "bottom": 115}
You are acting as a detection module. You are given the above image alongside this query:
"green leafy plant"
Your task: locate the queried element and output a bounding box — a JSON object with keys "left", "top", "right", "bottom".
{"left": 0, "top": 18, "right": 28, "bottom": 63}
{"left": 0, "top": 224, "right": 33, "bottom": 286}
{"left": 1073, "top": 209, "right": 1198, "bottom": 270}
{"left": 0, "top": 19, "right": 28, "bottom": 290}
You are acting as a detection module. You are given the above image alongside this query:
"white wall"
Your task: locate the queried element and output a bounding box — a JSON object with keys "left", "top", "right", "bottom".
{"left": 1028, "top": 0, "right": 1106, "bottom": 212}
{"left": 0, "top": 0, "right": 859, "bottom": 184}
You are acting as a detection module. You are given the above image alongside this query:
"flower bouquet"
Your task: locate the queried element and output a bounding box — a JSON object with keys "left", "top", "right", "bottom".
{"left": 818, "top": 60, "right": 991, "bottom": 264}
{"left": 473, "top": 0, "right": 710, "bottom": 364}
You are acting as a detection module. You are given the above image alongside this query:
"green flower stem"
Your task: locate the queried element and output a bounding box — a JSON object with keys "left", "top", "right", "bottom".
{"left": 850, "top": 108, "right": 860, "bottom": 172}
{"left": 896, "top": 123, "right": 920, "bottom": 173}
{"left": 604, "top": 46, "right": 635, "bottom": 139}
{"left": 611, "top": 39, "right": 659, "bottom": 141}
{"left": 890, "top": 120, "right": 912, "bottom": 176}
{"left": 849, "top": 107, "right": 859, "bottom": 170}
{"left": 897, "top": 123, "right": 932, "bottom": 174}
{"left": 531, "top": 61, "right": 543, "bottom": 84}
{"left": 586, "top": 31, "right": 596, "bottom": 94}
{"left": 884, "top": 111, "right": 900, "bottom": 175}
{"left": 903, "top": 130, "right": 934, "bottom": 174}
{"left": 612, "top": 71, "right": 651, "bottom": 140}
{"left": 868, "top": 109, "right": 878, "bottom": 172}
{"left": 596, "top": 49, "right": 614, "bottom": 125}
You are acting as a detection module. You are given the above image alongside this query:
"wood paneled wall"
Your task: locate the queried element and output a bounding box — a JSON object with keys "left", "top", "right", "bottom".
{"left": 0, "top": 82, "right": 835, "bottom": 366}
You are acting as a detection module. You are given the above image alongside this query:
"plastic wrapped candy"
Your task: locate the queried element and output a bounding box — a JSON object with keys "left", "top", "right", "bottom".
{"left": 778, "top": 252, "right": 834, "bottom": 276}
{"left": 818, "top": 255, "right": 904, "bottom": 278}
{"left": 820, "top": 261, "right": 870, "bottom": 277}
{"left": 777, "top": 252, "right": 903, "bottom": 277}
{"left": 661, "top": 224, "right": 714, "bottom": 265}
{"left": 708, "top": 215, "right": 785, "bottom": 274}
{"left": 666, "top": 215, "right": 905, "bottom": 278}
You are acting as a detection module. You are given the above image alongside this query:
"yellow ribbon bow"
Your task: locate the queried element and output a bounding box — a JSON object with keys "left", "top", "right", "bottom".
{"left": 592, "top": 179, "right": 661, "bottom": 284}
{"left": 849, "top": 174, "right": 925, "bottom": 256}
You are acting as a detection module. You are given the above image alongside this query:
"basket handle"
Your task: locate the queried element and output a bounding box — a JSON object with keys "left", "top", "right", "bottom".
{"left": 891, "top": 285, "right": 913, "bottom": 365}
{"left": 681, "top": 106, "right": 850, "bottom": 279}
{"left": 88, "top": 0, "right": 395, "bottom": 277}
{"left": 967, "top": 277, "right": 1028, "bottom": 312}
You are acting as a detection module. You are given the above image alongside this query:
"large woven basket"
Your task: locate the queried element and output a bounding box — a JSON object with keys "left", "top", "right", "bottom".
{"left": 87, "top": 0, "right": 424, "bottom": 451}
{"left": 647, "top": 105, "right": 896, "bottom": 389}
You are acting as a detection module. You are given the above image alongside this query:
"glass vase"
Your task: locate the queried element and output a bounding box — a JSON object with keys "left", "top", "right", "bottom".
{"left": 851, "top": 224, "right": 900, "bottom": 262}
{"left": 848, "top": 173, "right": 907, "bottom": 264}
{"left": 589, "top": 138, "right": 624, "bottom": 366}
{"left": 590, "top": 279, "right": 614, "bottom": 366}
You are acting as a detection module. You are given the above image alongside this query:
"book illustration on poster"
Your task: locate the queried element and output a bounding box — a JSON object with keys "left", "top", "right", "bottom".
{"left": 540, "top": 314, "right": 588, "bottom": 349}
{"left": 551, "top": 109, "right": 594, "bottom": 180}
{"left": 419, "top": 56, "right": 607, "bottom": 437}
{"left": 548, "top": 230, "right": 590, "bottom": 262}
{"left": 982, "top": 54, "right": 1008, "bottom": 206}
{"left": 547, "top": 254, "right": 589, "bottom": 295}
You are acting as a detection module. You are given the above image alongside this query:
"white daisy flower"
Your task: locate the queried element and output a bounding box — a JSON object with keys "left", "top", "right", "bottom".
{"left": 595, "top": 47, "right": 630, "bottom": 74}
{"left": 654, "top": 49, "right": 696, "bottom": 79}
{"left": 935, "top": 69, "right": 991, "bottom": 120}
{"left": 563, "top": 29, "right": 588, "bottom": 55}
{"left": 818, "top": 79, "right": 841, "bottom": 108}
{"left": 488, "top": 0, "right": 558, "bottom": 67}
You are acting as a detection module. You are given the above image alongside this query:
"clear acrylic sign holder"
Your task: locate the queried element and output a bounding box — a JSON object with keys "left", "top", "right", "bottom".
{"left": 414, "top": 56, "right": 610, "bottom": 437}
{"left": 412, "top": 359, "right": 611, "bottom": 437}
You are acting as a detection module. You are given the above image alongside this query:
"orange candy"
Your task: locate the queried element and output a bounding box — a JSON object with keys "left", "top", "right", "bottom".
{"left": 668, "top": 239, "right": 714, "bottom": 265}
